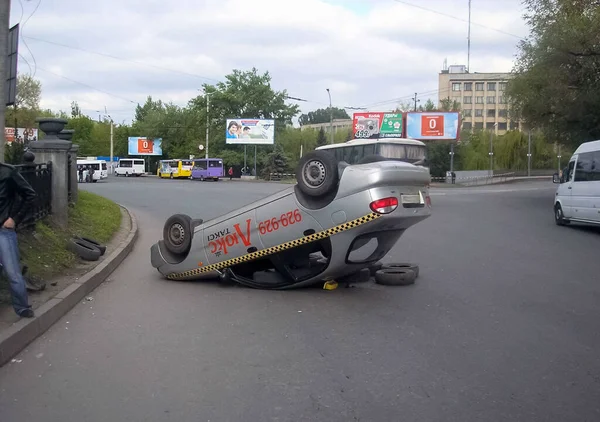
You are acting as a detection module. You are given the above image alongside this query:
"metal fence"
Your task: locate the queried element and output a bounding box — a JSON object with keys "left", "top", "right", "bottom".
{"left": 15, "top": 162, "right": 53, "bottom": 228}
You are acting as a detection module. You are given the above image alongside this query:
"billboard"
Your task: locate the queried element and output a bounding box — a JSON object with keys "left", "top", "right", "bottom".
{"left": 225, "top": 118, "right": 274, "bottom": 145}
{"left": 5, "top": 127, "right": 38, "bottom": 143}
{"left": 352, "top": 112, "right": 403, "bottom": 139}
{"left": 128, "top": 137, "right": 163, "bottom": 155}
{"left": 405, "top": 112, "right": 460, "bottom": 140}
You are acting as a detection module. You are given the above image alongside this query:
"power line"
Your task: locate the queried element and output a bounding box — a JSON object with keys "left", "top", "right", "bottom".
{"left": 23, "top": 35, "right": 221, "bottom": 83}
{"left": 36, "top": 66, "right": 138, "bottom": 104}
{"left": 389, "top": 0, "right": 525, "bottom": 40}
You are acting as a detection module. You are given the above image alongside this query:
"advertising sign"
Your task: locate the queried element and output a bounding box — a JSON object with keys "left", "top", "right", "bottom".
{"left": 352, "top": 112, "right": 403, "bottom": 139}
{"left": 128, "top": 137, "right": 163, "bottom": 155}
{"left": 5, "top": 127, "right": 38, "bottom": 143}
{"left": 225, "top": 118, "right": 274, "bottom": 145}
{"left": 405, "top": 112, "right": 460, "bottom": 140}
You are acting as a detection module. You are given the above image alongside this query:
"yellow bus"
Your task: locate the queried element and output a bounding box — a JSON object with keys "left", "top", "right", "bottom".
{"left": 157, "top": 159, "right": 194, "bottom": 179}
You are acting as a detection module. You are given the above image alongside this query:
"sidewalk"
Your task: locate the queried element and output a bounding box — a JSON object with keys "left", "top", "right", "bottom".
{"left": 0, "top": 206, "right": 138, "bottom": 366}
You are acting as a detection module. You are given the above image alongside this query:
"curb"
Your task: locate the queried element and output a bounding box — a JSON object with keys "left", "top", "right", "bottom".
{"left": 0, "top": 206, "right": 139, "bottom": 367}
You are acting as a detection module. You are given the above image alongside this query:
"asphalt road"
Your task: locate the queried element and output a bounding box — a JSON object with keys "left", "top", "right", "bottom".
{"left": 1, "top": 176, "right": 599, "bottom": 422}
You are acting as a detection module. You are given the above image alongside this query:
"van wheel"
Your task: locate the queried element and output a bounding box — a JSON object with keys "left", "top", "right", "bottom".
{"left": 125, "top": 172, "right": 129, "bottom": 177}
{"left": 163, "top": 214, "right": 193, "bottom": 255}
{"left": 296, "top": 150, "right": 338, "bottom": 197}
{"left": 554, "top": 203, "right": 569, "bottom": 226}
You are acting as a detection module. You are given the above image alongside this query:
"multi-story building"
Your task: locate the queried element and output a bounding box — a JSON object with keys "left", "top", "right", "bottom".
{"left": 438, "top": 65, "right": 522, "bottom": 135}
{"left": 300, "top": 119, "right": 353, "bottom": 134}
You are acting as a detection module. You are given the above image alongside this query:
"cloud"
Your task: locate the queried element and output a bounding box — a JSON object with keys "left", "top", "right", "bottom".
{"left": 11, "top": 0, "right": 528, "bottom": 124}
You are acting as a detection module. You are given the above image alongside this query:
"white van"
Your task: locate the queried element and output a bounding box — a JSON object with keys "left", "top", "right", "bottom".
{"left": 553, "top": 139, "right": 600, "bottom": 226}
{"left": 77, "top": 159, "right": 108, "bottom": 182}
{"left": 115, "top": 158, "right": 145, "bottom": 177}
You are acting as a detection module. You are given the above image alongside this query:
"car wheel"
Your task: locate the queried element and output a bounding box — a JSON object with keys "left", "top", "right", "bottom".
{"left": 554, "top": 203, "right": 569, "bottom": 226}
{"left": 163, "top": 214, "right": 193, "bottom": 255}
{"left": 374, "top": 268, "right": 416, "bottom": 286}
{"left": 381, "top": 262, "right": 419, "bottom": 278}
{"left": 296, "top": 150, "right": 338, "bottom": 197}
{"left": 358, "top": 154, "right": 387, "bottom": 164}
{"left": 125, "top": 172, "right": 129, "bottom": 177}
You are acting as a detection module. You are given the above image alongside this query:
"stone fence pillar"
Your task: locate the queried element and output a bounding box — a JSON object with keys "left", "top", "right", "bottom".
{"left": 59, "top": 129, "right": 79, "bottom": 204}
{"left": 28, "top": 118, "right": 72, "bottom": 228}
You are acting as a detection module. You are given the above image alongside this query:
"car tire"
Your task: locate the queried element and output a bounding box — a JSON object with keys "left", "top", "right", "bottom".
{"left": 358, "top": 154, "right": 387, "bottom": 164}
{"left": 381, "top": 262, "right": 419, "bottom": 278}
{"left": 367, "top": 261, "right": 383, "bottom": 276}
{"left": 163, "top": 214, "right": 193, "bottom": 255}
{"left": 554, "top": 203, "right": 569, "bottom": 226}
{"left": 67, "top": 238, "right": 102, "bottom": 261}
{"left": 374, "top": 268, "right": 416, "bottom": 286}
{"left": 75, "top": 236, "right": 107, "bottom": 256}
{"left": 296, "top": 150, "right": 338, "bottom": 197}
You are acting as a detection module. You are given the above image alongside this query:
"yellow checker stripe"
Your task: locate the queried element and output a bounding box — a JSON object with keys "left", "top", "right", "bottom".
{"left": 166, "top": 212, "right": 381, "bottom": 280}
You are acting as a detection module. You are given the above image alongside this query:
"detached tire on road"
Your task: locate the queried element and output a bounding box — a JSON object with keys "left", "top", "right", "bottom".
{"left": 67, "top": 239, "right": 102, "bottom": 261}
{"left": 163, "top": 214, "right": 193, "bottom": 255}
{"left": 374, "top": 268, "right": 417, "bottom": 286}
{"left": 76, "top": 236, "right": 107, "bottom": 256}
{"left": 296, "top": 150, "right": 338, "bottom": 197}
{"left": 381, "top": 262, "right": 419, "bottom": 278}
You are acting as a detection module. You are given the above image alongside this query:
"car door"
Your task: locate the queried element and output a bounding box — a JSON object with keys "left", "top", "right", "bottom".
{"left": 589, "top": 151, "right": 600, "bottom": 223}
{"left": 560, "top": 158, "right": 576, "bottom": 218}
{"left": 570, "top": 152, "right": 595, "bottom": 221}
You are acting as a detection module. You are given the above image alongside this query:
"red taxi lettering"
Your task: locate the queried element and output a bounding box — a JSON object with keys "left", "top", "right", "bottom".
{"left": 208, "top": 219, "right": 252, "bottom": 255}
{"left": 258, "top": 209, "right": 302, "bottom": 235}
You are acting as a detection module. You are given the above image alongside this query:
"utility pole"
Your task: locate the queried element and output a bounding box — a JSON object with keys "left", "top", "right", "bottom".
{"left": 0, "top": 0, "right": 11, "bottom": 163}
{"left": 110, "top": 119, "right": 114, "bottom": 173}
{"left": 326, "top": 88, "right": 333, "bottom": 144}
{"left": 489, "top": 130, "right": 494, "bottom": 176}
{"left": 527, "top": 130, "right": 532, "bottom": 177}
{"left": 413, "top": 92, "right": 418, "bottom": 111}
{"left": 467, "top": 0, "right": 472, "bottom": 72}
{"left": 205, "top": 92, "right": 211, "bottom": 159}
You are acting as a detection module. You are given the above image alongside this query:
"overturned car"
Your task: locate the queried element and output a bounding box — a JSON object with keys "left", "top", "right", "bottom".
{"left": 150, "top": 150, "right": 431, "bottom": 289}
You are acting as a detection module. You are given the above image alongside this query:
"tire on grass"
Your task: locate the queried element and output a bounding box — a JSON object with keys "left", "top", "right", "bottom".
{"left": 75, "top": 236, "right": 107, "bottom": 256}
{"left": 67, "top": 239, "right": 102, "bottom": 261}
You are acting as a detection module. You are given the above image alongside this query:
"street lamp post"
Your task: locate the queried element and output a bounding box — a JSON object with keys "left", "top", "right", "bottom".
{"left": 489, "top": 123, "right": 498, "bottom": 177}
{"left": 326, "top": 88, "right": 333, "bottom": 144}
{"left": 527, "top": 131, "right": 532, "bottom": 177}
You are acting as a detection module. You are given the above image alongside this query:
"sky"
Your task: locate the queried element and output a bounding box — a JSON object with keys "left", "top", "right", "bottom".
{"left": 10, "top": 0, "right": 530, "bottom": 126}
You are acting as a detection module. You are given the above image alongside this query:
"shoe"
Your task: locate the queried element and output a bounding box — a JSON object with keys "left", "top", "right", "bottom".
{"left": 18, "top": 309, "right": 34, "bottom": 318}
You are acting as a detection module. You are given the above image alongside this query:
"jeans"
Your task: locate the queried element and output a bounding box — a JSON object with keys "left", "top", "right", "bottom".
{"left": 0, "top": 228, "right": 30, "bottom": 314}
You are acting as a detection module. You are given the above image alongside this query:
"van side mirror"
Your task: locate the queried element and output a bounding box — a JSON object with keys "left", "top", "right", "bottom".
{"left": 552, "top": 173, "right": 560, "bottom": 184}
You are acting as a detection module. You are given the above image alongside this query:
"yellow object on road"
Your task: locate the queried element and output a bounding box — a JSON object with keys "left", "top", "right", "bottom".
{"left": 323, "top": 280, "right": 338, "bottom": 290}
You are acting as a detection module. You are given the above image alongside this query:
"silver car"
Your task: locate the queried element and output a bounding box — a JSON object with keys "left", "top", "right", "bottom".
{"left": 150, "top": 150, "right": 431, "bottom": 289}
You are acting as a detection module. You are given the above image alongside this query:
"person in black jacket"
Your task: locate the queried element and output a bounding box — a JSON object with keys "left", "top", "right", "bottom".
{"left": 0, "top": 162, "right": 37, "bottom": 318}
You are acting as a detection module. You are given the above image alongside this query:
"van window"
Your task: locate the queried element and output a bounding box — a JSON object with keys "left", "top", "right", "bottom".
{"left": 591, "top": 152, "right": 600, "bottom": 181}
{"left": 102, "top": 163, "right": 107, "bottom": 170}
{"left": 565, "top": 160, "right": 575, "bottom": 182}
{"left": 134, "top": 160, "right": 144, "bottom": 165}
{"left": 120, "top": 160, "right": 132, "bottom": 168}
{"left": 575, "top": 152, "right": 593, "bottom": 182}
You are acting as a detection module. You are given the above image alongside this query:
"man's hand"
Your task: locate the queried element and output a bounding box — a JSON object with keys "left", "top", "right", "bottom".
{"left": 2, "top": 217, "right": 15, "bottom": 229}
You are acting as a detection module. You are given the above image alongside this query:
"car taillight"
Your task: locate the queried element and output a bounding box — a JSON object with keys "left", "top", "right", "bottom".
{"left": 369, "top": 197, "right": 399, "bottom": 214}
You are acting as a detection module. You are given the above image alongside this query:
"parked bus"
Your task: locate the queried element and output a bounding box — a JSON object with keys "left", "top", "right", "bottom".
{"left": 315, "top": 138, "right": 428, "bottom": 168}
{"left": 157, "top": 159, "right": 194, "bottom": 179}
{"left": 115, "top": 158, "right": 145, "bottom": 177}
{"left": 76, "top": 159, "right": 108, "bottom": 182}
{"left": 190, "top": 158, "right": 224, "bottom": 181}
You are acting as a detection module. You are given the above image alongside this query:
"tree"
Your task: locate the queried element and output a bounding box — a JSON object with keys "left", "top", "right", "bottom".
{"left": 71, "top": 101, "right": 82, "bottom": 118}
{"left": 261, "top": 144, "right": 288, "bottom": 179}
{"left": 298, "top": 107, "right": 350, "bottom": 126}
{"left": 345, "top": 129, "right": 352, "bottom": 141}
{"left": 439, "top": 97, "right": 461, "bottom": 111}
{"left": 316, "top": 127, "right": 327, "bottom": 147}
{"left": 14, "top": 74, "right": 41, "bottom": 110}
{"left": 423, "top": 99, "right": 436, "bottom": 111}
{"left": 506, "top": 0, "right": 600, "bottom": 147}
{"left": 134, "top": 96, "right": 164, "bottom": 123}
